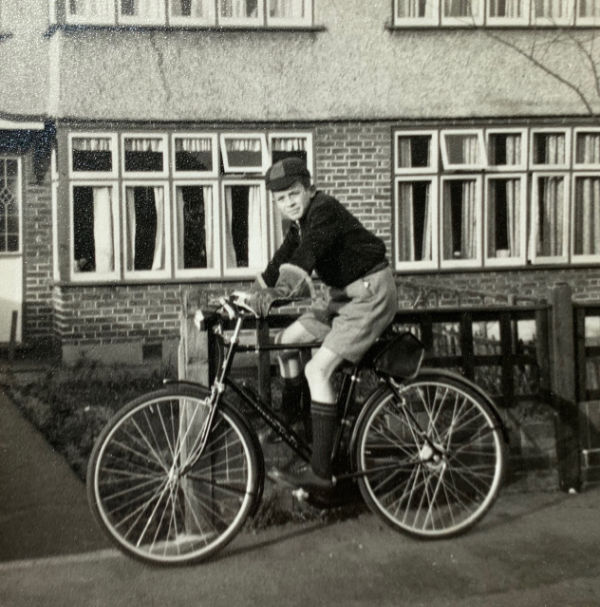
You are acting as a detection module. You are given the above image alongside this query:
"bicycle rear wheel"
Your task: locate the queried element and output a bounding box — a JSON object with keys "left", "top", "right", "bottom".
{"left": 355, "top": 374, "right": 505, "bottom": 539}
{"left": 87, "top": 386, "right": 261, "bottom": 565}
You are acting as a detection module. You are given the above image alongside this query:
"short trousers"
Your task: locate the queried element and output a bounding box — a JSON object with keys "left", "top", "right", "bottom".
{"left": 297, "top": 265, "right": 397, "bottom": 364}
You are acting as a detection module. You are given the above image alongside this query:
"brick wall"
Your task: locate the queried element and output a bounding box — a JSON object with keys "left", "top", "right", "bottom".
{"left": 21, "top": 153, "right": 54, "bottom": 346}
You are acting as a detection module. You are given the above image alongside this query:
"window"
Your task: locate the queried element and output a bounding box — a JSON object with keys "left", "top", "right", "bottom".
{"left": 0, "top": 158, "right": 20, "bottom": 254}
{"left": 392, "top": 0, "right": 595, "bottom": 26}
{"left": 66, "top": 128, "right": 313, "bottom": 282}
{"left": 394, "top": 125, "right": 595, "bottom": 271}
{"left": 55, "top": 0, "right": 314, "bottom": 27}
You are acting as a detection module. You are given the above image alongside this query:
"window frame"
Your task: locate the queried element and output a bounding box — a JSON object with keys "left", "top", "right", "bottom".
{"left": 268, "top": 131, "right": 314, "bottom": 174}
{"left": 486, "top": 128, "right": 527, "bottom": 172}
{"left": 121, "top": 180, "right": 172, "bottom": 280}
{"left": 530, "top": 127, "right": 571, "bottom": 171}
{"left": 69, "top": 180, "right": 121, "bottom": 282}
{"left": 0, "top": 156, "right": 23, "bottom": 257}
{"left": 529, "top": 171, "right": 570, "bottom": 264}
{"left": 441, "top": 0, "right": 484, "bottom": 26}
{"left": 169, "top": 0, "right": 217, "bottom": 26}
{"left": 220, "top": 178, "right": 268, "bottom": 278}
{"left": 486, "top": 0, "right": 530, "bottom": 25}
{"left": 121, "top": 133, "right": 169, "bottom": 179}
{"left": 217, "top": 0, "right": 265, "bottom": 27}
{"left": 573, "top": 127, "right": 600, "bottom": 170}
{"left": 440, "top": 129, "right": 487, "bottom": 171}
{"left": 220, "top": 132, "right": 269, "bottom": 174}
{"left": 172, "top": 179, "right": 221, "bottom": 278}
{"left": 394, "top": 175, "right": 439, "bottom": 271}
{"left": 484, "top": 173, "right": 527, "bottom": 267}
{"left": 576, "top": 1, "right": 600, "bottom": 26}
{"left": 394, "top": 130, "right": 439, "bottom": 175}
{"left": 439, "top": 174, "right": 483, "bottom": 269}
{"left": 69, "top": 132, "right": 119, "bottom": 179}
{"left": 172, "top": 133, "right": 219, "bottom": 177}
{"left": 266, "top": 0, "right": 312, "bottom": 27}
{"left": 571, "top": 171, "right": 600, "bottom": 264}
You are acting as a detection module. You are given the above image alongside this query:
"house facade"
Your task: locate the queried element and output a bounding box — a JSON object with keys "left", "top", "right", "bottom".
{"left": 1, "top": 0, "right": 600, "bottom": 364}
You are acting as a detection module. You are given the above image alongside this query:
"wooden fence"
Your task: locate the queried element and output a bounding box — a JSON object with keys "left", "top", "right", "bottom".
{"left": 180, "top": 283, "right": 599, "bottom": 492}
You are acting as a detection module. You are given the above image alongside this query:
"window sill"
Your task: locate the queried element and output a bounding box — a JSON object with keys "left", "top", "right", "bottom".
{"left": 45, "top": 23, "right": 326, "bottom": 37}
{"left": 385, "top": 23, "right": 600, "bottom": 31}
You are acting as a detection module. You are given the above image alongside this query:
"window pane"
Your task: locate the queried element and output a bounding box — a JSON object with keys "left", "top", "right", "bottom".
{"left": 175, "top": 137, "right": 214, "bottom": 172}
{"left": 124, "top": 137, "right": 164, "bottom": 172}
{"left": 0, "top": 159, "right": 19, "bottom": 253}
{"left": 72, "top": 186, "right": 115, "bottom": 274}
{"left": 488, "top": 133, "right": 522, "bottom": 167}
{"left": 533, "top": 132, "right": 566, "bottom": 165}
{"left": 68, "top": 0, "right": 114, "bottom": 20}
{"left": 270, "top": 136, "right": 308, "bottom": 164}
{"left": 224, "top": 185, "right": 264, "bottom": 269}
{"left": 397, "top": 135, "right": 433, "bottom": 170}
{"left": 489, "top": 0, "right": 524, "bottom": 17}
{"left": 397, "top": 181, "right": 432, "bottom": 262}
{"left": 120, "top": 0, "right": 164, "bottom": 20}
{"left": 268, "top": 0, "right": 306, "bottom": 19}
{"left": 222, "top": 136, "right": 264, "bottom": 170}
{"left": 533, "top": 176, "right": 565, "bottom": 257}
{"left": 72, "top": 137, "right": 113, "bottom": 172}
{"left": 443, "top": 0, "right": 481, "bottom": 18}
{"left": 487, "top": 178, "right": 521, "bottom": 258}
{"left": 171, "top": 0, "right": 212, "bottom": 18}
{"left": 534, "top": 0, "right": 570, "bottom": 18}
{"left": 176, "top": 185, "right": 213, "bottom": 269}
{"left": 576, "top": 131, "right": 600, "bottom": 165}
{"left": 444, "top": 133, "right": 482, "bottom": 165}
{"left": 579, "top": 0, "right": 600, "bottom": 18}
{"left": 397, "top": 0, "right": 437, "bottom": 18}
{"left": 125, "top": 186, "right": 166, "bottom": 271}
{"left": 220, "top": 0, "right": 259, "bottom": 18}
{"left": 574, "top": 177, "right": 600, "bottom": 256}
{"left": 442, "top": 179, "right": 478, "bottom": 260}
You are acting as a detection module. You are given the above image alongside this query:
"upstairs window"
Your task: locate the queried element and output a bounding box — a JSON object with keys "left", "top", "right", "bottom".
{"left": 118, "top": 0, "right": 166, "bottom": 24}
{"left": 487, "top": 0, "right": 529, "bottom": 25}
{"left": 173, "top": 134, "right": 218, "bottom": 176}
{"left": 267, "top": 0, "right": 312, "bottom": 25}
{"left": 394, "top": 0, "right": 440, "bottom": 25}
{"left": 122, "top": 135, "right": 168, "bottom": 177}
{"left": 220, "top": 134, "right": 268, "bottom": 173}
{"left": 69, "top": 133, "right": 118, "bottom": 177}
{"left": 532, "top": 0, "right": 574, "bottom": 26}
{"left": 442, "top": 0, "right": 484, "bottom": 25}
{"left": 441, "top": 130, "right": 487, "bottom": 170}
{"left": 169, "top": 0, "right": 215, "bottom": 25}
{"left": 218, "top": 0, "right": 262, "bottom": 25}
{"left": 66, "top": 0, "right": 115, "bottom": 24}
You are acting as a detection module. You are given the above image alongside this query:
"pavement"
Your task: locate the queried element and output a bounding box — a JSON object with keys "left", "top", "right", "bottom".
{"left": 1, "top": 364, "right": 600, "bottom": 606}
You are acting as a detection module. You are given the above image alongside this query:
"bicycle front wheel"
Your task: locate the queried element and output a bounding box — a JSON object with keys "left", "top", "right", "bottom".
{"left": 355, "top": 375, "right": 505, "bottom": 539}
{"left": 87, "top": 386, "right": 260, "bottom": 565}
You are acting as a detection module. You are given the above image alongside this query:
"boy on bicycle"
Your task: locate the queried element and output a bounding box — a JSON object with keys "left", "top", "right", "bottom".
{"left": 249, "top": 157, "right": 397, "bottom": 491}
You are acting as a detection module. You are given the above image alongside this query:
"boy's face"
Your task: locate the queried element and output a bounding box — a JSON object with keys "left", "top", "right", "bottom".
{"left": 272, "top": 181, "right": 312, "bottom": 221}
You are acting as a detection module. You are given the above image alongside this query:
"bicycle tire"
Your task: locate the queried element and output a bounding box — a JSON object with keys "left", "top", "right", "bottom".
{"left": 354, "top": 373, "right": 506, "bottom": 539}
{"left": 87, "top": 385, "right": 262, "bottom": 565}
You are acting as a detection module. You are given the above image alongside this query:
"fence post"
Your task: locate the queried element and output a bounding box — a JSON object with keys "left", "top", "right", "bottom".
{"left": 550, "top": 283, "right": 581, "bottom": 492}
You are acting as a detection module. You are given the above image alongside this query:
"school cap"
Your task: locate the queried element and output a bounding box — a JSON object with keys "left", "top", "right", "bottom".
{"left": 265, "top": 157, "right": 311, "bottom": 192}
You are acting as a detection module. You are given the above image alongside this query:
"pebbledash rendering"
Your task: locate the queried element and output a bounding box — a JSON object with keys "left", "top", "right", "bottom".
{"left": 1, "top": 0, "right": 600, "bottom": 364}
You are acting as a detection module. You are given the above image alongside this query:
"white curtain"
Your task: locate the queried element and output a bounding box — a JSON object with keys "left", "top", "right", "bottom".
{"left": 490, "top": 0, "right": 522, "bottom": 17}
{"left": 224, "top": 185, "right": 262, "bottom": 268}
{"left": 269, "top": 0, "right": 304, "bottom": 18}
{"left": 575, "top": 178, "right": 600, "bottom": 255}
{"left": 71, "top": 0, "right": 113, "bottom": 18}
{"left": 462, "top": 135, "right": 479, "bottom": 164}
{"left": 399, "top": 183, "right": 415, "bottom": 261}
{"left": 92, "top": 187, "right": 114, "bottom": 273}
{"left": 579, "top": 0, "right": 600, "bottom": 17}
{"left": 505, "top": 134, "right": 521, "bottom": 164}
{"left": 175, "top": 137, "right": 212, "bottom": 153}
{"left": 271, "top": 137, "right": 306, "bottom": 152}
{"left": 445, "top": 0, "right": 479, "bottom": 18}
{"left": 226, "top": 137, "right": 261, "bottom": 152}
{"left": 125, "top": 138, "right": 162, "bottom": 152}
{"left": 542, "top": 133, "right": 565, "bottom": 164}
{"left": 126, "top": 188, "right": 137, "bottom": 271}
{"left": 72, "top": 137, "right": 111, "bottom": 151}
{"left": 176, "top": 186, "right": 214, "bottom": 269}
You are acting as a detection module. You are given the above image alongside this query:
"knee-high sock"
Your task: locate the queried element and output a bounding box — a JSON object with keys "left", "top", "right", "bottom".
{"left": 310, "top": 401, "right": 337, "bottom": 478}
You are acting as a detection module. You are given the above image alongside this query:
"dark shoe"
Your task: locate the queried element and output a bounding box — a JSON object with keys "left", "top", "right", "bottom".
{"left": 270, "top": 463, "right": 335, "bottom": 491}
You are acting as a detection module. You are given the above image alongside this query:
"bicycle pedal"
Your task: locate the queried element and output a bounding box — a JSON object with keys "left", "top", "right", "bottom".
{"left": 292, "top": 488, "right": 309, "bottom": 502}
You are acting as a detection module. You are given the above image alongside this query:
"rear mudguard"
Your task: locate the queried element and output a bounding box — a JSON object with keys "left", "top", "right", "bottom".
{"left": 349, "top": 368, "right": 508, "bottom": 468}
{"left": 161, "top": 380, "right": 265, "bottom": 518}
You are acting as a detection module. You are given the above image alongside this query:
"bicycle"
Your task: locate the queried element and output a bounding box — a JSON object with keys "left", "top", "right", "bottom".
{"left": 87, "top": 292, "right": 507, "bottom": 565}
